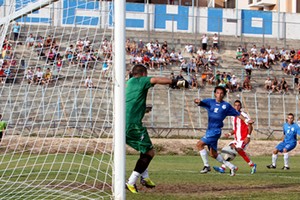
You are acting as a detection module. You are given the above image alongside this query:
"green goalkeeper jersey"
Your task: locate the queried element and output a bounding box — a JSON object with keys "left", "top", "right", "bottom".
{"left": 126, "top": 76, "right": 153, "bottom": 125}
{"left": 0, "top": 121, "right": 7, "bottom": 132}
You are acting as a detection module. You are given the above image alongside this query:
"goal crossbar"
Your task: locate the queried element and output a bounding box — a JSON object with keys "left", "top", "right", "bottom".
{"left": 0, "top": 0, "right": 59, "bottom": 26}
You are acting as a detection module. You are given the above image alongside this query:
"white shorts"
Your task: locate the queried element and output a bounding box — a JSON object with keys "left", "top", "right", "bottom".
{"left": 229, "top": 140, "right": 248, "bottom": 150}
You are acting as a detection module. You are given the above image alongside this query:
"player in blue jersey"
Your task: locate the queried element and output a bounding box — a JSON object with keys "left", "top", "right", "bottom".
{"left": 267, "top": 113, "right": 300, "bottom": 170}
{"left": 194, "top": 86, "right": 254, "bottom": 176}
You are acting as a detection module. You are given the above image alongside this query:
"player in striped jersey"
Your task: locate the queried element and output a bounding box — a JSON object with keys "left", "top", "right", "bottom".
{"left": 213, "top": 100, "right": 257, "bottom": 174}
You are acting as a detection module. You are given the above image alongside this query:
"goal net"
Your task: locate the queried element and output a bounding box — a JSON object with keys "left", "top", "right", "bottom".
{"left": 0, "top": 0, "right": 116, "bottom": 199}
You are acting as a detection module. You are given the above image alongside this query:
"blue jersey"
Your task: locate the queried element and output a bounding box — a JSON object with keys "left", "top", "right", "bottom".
{"left": 283, "top": 122, "right": 300, "bottom": 144}
{"left": 200, "top": 98, "right": 239, "bottom": 129}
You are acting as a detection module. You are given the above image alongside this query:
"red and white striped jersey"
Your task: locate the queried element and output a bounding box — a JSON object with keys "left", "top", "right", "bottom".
{"left": 231, "top": 111, "right": 251, "bottom": 141}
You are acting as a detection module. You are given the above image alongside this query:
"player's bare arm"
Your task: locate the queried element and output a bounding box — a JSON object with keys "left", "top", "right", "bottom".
{"left": 150, "top": 77, "right": 172, "bottom": 85}
{"left": 238, "top": 115, "right": 254, "bottom": 124}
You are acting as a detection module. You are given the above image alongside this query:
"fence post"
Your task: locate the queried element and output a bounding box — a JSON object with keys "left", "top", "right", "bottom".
{"left": 89, "top": 87, "right": 93, "bottom": 128}
{"left": 197, "top": 88, "right": 201, "bottom": 128}
{"left": 151, "top": 87, "right": 155, "bottom": 127}
{"left": 268, "top": 94, "right": 270, "bottom": 127}
{"left": 168, "top": 88, "right": 171, "bottom": 128}
{"left": 282, "top": 93, "right": 286, "bottom": 122}
{"left": 172, "top": 16, "right": 174, "bottom": 49}
{"left": 42, "top": 87, "right": 45, "bottom": 117}
{"left": 181, "top": 89, "right": 185, "bottom": 128}
{"left": 295, "top": 95, "right": 298, "bottom": 121}
{"left": 254, "top": 92, "right": 258, "bottom": 131}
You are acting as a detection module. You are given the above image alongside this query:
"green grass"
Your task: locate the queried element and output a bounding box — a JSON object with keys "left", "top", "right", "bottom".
{"left": 126, "top": 155, "right": 300, "bottom": 200}
{"left": 0, "top": 153, "right": 299, "bottom": 199}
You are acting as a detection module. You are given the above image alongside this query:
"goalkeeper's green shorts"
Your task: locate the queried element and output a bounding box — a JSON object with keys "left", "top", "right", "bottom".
{"left": 126, "top": 123, "right": 153, "bottom": 154}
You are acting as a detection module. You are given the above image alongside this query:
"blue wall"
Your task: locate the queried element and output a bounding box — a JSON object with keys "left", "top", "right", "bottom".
{"left": 154, "top": 5, "right": 189, "bottom": 30}
{"left": 6, "top": 1, "right": 276, "bottom": 36}
{"left": 207, "top": 8, "right": 223, "bottom": 32}
{"left": 242, "top": 10, "right": 272, "bottom": 35}
{"left": 62, "top": 0, "right": 99, "bottom": 25}
{"left": 15, "top": 0, "right": 51, "bottom": 23}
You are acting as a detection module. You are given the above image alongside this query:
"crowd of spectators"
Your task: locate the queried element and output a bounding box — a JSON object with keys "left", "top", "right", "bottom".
{"left": 126, "top": 33, "right": 221, "bottom": 90}
{"left": 235, "top": 43, "right": 300, "bottom": 94}
{"left": 0, "top": 22, "right": 114, "bottom": 87}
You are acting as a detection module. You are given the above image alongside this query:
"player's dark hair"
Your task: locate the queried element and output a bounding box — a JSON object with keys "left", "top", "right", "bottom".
{"left": 131, "top": 64, "right": 147, "bottom": 76}
{"left": 288, "top": 113, "right": 294, "bottom": 118}
{"left": 214, "top": 86, "right": 227, "bottom": 96}
{"left": 234, "top": 100, "right": 242, "bottom": 108}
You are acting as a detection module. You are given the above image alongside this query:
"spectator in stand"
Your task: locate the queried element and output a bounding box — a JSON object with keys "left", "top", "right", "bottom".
{"left": 245, "top": 62, "right": 253, "bottom": 78}
{"left": 250, "top": 45, "right": 258, "bottom": 55}
{"left": 242, "top": 44, "right": 248, "bottom": 57}
{"left": 175, "top": 72, "right": 189, "bottom": 89}
{"left": 269, "top": 50, "right": 276, "bottom": 65}
{"left": 102, "top": 60, "right": 109, "bottom": 76}
{"left": 143, "top": 54, "right": 151, "bottom": 67}
{"left": 281, "top": 61, "right": 288, "bottom": 72}
{"left": 236, "top": 45, "right": 243, "bottom": 60}
{"left": 180, "top": 59, "right": 189, "bottom": 74}
{"left": 188, "top": 58, "right": 198, "bottom": 74}
{"left": 256, "top": 54, "right": 264, "bottom": 69}
{"left": 185, "top": 43, "right": 193, "bottom": 54}
{"left": 56, "top": 57, "right": 63, "bottom": 72}
{"left": 271, "top": 77, "right": 279, "bottom": 93}
{"left": 212, "top": 33, "right": 219, "bottom": 51}
{"left": 150, "top": 54, "right": 159, "bottom": 70}
{"left": 214, "top": 70, "right": 221, "bottom": 86}
{"left": 35, "top": 42, "right": 45, "bottom": 57}
{"left": 126, "top": 38, "right": 131, "bottom": 53}
{"left": 178, "top": 51, "right": 184, "bottom": 63}
{"left": 169, "top": 50, "right": 178, "bottom": 64}
{"left": 191, "top": 74, "right": 198, "bottom": 89}
{"left": 26, "top": 67, "right": 34, "bottom": 84}
{"left": 243, "top": 76, "right": 252, "bottom": 91}
{"left": 279, "top": 48, "right": 286, "bottom": 61}
{"left": 283, "top": 51, "right": 291, "bottom": 63}
{"left": 34, "top": 67, "right": 44, "bottom": 85}
{"left": 85, "top": 76, "right": 94, "bottom": 88}
{"left": 208, "top": 52, "right": 218, "bottom": 66}
{"left": 263, "top": 52, "right": 270, "bottom": 69}
{"left": 201, "top": 34, "right": 208, "bottom": 51}
{"left": 25, "top": 34, "right": 35, "bottom": 49}
{"left": 278, "top": 77, "right": 289, "bottom": 93}
{"left": 264, "top": 77, "right": 272, "bottom": 91}
{"left": 161, "top": 41, "right": 168, "bottom": 51}
{"left": 228, "top": 75, "right": 239, "bottom": 92}
{"left": 44, "top": 68, "right": 52, "bottom": 84}
{"left": 260, "top": 45, "right": 266, "bottom": 54}
{"left": 286, "top": 62, "right": 295, "bottom": 75}
{"left": 266, "top": 45, "right": 272, "bottom": 54}
{"left": 290, "top": 48, "right": 296, "bottom": 58}
{"left": 138, "top": 39, "right": 144, "bottom": 51}
{"left": 12, "top": 22, "right": 21, "bottom": 42}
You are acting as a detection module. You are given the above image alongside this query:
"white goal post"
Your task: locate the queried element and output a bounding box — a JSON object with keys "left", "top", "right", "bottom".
{"left": 0, "top": 0, "right": 125, "bottom": 199}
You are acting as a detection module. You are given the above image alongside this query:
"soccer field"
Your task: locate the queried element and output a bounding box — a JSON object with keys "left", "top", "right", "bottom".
{"left": 126, "top": 155, "right": 300, "bottom": 200}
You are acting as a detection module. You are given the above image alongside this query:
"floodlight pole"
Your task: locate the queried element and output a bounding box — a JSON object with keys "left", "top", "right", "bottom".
{"left": 114, "top": 0, "right": 126, "bottom": 199}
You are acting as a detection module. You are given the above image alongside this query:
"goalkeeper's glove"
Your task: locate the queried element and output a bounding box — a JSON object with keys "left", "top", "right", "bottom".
{"left": 171, "top": 79, "right": 185, "bottom": 88}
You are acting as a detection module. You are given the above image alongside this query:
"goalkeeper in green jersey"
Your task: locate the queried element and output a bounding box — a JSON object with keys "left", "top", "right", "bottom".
{"left": 0, "top": 114, "right": 7, "bottom": 142}
{"left": 125, "top": 64, "right": 184, "bottom": 193}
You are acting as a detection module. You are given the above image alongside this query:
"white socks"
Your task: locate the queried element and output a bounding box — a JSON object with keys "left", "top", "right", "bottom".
{"left": 272, "top": 154, "right": 278, "bottom": 166}
{"left": 141, "top": 168, "right": 149, "bottom": 179}
{"left": 216, "top": 154, "right": 235, "bottom": 169}
{"left": 128, "top": 171, "right": 140, "bottom": 185}
{"left": 199, "top": 149, "right": 209, "bottom": 167}
{"left": 284, "top": 153, "right": 289, "bottom": 167}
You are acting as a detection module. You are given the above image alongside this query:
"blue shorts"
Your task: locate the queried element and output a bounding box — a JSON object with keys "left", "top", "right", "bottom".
{"left": 276, "top": 141, "right": 296, "bottom": 152}
{"left": 201, "top": 129, "right": 222, "bottom": 151}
